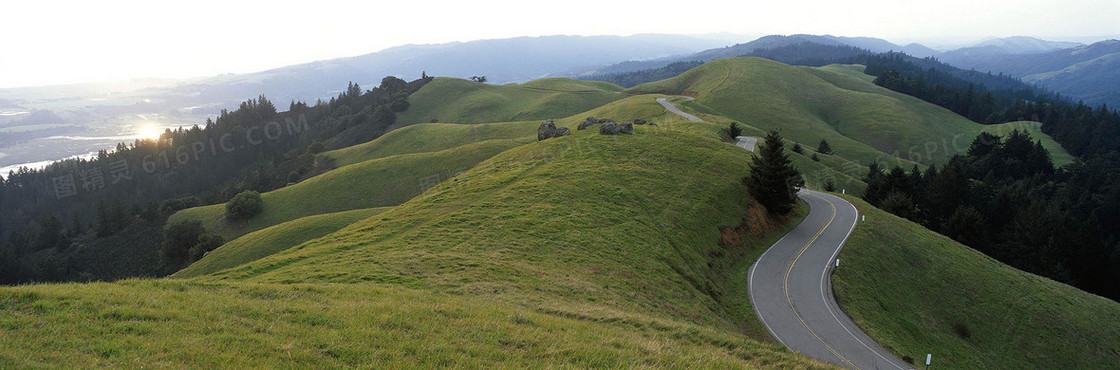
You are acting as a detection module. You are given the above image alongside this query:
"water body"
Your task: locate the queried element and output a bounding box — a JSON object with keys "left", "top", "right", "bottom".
{"left": 0, "top": 152, "right": 99, "bottom": 179}
{"left": 0, "top": 121, "right": 192, "bottom": 178}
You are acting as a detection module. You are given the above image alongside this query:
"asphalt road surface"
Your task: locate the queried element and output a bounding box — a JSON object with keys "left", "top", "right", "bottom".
{"left": 749, "top": 189, "right": 910, "bottom": 369}
{"left": 655, "top": 97, "right": 703, "bottom": 122}
{"left": 736, "top": 136, "right": 758, "bottom": 151}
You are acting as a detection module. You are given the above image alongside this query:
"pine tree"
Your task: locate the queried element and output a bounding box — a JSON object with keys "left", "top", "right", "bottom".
{"left": 745, "top": 131, "right": 804, "bottom": 215}
{"left": 726, "top": 122, "right": 743, "bottom": 141}
{"left": 817, "top": 139, "right": 833, "bottom": 155}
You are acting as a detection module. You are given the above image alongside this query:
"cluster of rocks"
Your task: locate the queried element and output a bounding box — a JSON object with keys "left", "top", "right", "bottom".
{"left": 599, "top": 121, "right": 633, "bottom": 135}
{"left": 576, "top": 116, "right": 658, "bottom": 135}
{"left": 577, "top": 116, "right": 615, "bottom": 130}
{"left": 538, "top": 116, "right": 659, "bottom": 140}
{"left": 537, "top": 119, "right": 570, "bottom": 141}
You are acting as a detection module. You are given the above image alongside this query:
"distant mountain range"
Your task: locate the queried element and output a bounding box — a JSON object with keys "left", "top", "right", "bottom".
{"left": 165, "top": 34, "right": 728, "bottom": 106}
{"left": 576, "top": 35, "right": 1120, "bottom": 108}
{"left": 938, "top": 38, "right": 1120, "bottom": 107}
{"left": 570, "top": 34, "right": 941, "bottom": 77}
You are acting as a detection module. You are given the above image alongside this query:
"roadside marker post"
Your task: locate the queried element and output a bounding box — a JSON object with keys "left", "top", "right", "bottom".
{"left": 862, "top": 215, "right": 865, "bottom": 222}
{"left": 835, "top": 259, "right": 839, "bottom": 268}
{"left": 842, "top": 189, "right": 845, "bottom": 194}
{"left": 926, "top": 353, "right": 932, "bottom": 369}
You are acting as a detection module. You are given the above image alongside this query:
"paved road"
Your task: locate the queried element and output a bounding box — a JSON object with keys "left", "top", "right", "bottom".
{"left": 655, "top": 97, "right": 703, "bottom": 122}
{"left": 736, "top": 136, "right": 758, "bottom": 151}
{"left": 749, "top": 190, "right": 909, "bottom": 369}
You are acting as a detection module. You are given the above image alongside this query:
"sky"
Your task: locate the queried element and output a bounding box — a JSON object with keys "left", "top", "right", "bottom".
{"left": 2, "top": 0, "right": 1118, "bottom": 88}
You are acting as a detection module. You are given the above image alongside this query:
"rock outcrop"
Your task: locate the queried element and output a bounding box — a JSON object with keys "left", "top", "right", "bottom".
{"left": 537, "top": 120, "right": 570, "bottom": 141}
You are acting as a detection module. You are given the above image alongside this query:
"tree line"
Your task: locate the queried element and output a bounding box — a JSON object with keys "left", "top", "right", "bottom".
{"left": 0, "top": 75, "right": 432, "bottom": 284}
{"left": 862, "top": 130, "right": 1120, "bottom": 300}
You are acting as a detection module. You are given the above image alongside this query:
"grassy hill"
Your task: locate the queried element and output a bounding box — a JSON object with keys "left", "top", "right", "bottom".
{"left": 397, "top": 77, "right": 625, "bottom": 124}
{"left": 0, "top": 123, "right": 834, "bottom": 368}
{"left": 627, "top": 58, "right": 1071, "bottom": 168}
{"left": 172, "top": 207, "right": 392, "bottom": 279}
{"left": 833, "top": 195, "right": 1120, "bottom": 368}
{"left": 322, "top": 121, "right": 540, "bottom": 167}
{"left": 168, "top": 137, "right": 532, "bottom": 242}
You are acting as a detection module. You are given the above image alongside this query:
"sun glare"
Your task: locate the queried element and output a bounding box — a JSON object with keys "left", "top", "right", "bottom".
{"left": 138, "top": 125, "right": 162, "bottom": 141}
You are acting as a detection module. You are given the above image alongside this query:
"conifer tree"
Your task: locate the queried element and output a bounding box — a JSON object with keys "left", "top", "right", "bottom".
{"left": 745, "top": 131, "right": 804, "bottom": 215}
{"left": 817, "top": 139, "right": 833, "bottom": 155}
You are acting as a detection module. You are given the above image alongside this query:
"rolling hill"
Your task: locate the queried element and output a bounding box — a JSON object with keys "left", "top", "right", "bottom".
{"left": 626, "top": 57, "right": 1074, "bottom": 167}
{"left": 171, "top": 207, "right": 392, "bottom": 279}
{"left": 396, "top": 77, "right": 625, "bottom": 125}
{"left": 168, "top": 137, "right": 533, "bottom": 242}
{"left": 0, "top": 119, "right": 832, "bottom": 368}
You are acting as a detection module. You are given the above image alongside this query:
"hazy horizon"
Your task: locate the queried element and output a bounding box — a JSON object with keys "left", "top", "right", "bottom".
{"left": 2, "top": 0, "right": 1118, "bottom": 89}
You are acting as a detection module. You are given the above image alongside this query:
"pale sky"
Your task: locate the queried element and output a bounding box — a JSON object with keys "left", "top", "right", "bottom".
{"left": 1, "top": 0, "right": 1117, "bottom": 88}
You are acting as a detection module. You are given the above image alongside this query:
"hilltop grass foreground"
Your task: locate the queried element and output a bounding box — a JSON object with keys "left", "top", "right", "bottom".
{"left": 0, "top": 126, "right": 831, "bottom": 368}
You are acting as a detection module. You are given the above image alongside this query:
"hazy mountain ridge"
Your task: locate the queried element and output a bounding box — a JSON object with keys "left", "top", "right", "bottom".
{"left": 574, "top": 34, "right": 940, "bottom": 77}
{"left": 938, "top": 38, "right": 1120, "bottom": 107}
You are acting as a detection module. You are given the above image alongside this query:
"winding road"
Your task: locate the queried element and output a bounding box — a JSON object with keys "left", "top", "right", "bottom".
{"left": 749, "top": 190, "right": 909, "bottom": 369}
{"left": 654, "top": 92, "right": 907, "bottom": 368}
{"left": 655, "top": 97, "right": 703, "bottom": 122}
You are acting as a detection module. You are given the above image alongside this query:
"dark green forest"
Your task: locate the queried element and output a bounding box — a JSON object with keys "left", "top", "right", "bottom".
{"left": 862, "top": 130, "right": 1120, "bottom": 300}
{"left": 0, "top": 76, "right": 431, "bottom": 283}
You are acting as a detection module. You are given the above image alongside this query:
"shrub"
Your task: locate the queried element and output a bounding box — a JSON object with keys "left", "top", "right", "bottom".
{"left": 226, "top": 191, "right": 263, "bottom": 221}
{"left": 953, "top": 322, "right": 971, "bottom": 339}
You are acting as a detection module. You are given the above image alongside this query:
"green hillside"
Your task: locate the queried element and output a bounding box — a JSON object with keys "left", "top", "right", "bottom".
{"left": 627, "top": 58, "right": 1070, "bottom": 168}
{"left": 168, "top": 137, "right": 532, "bottom": 242}
{"left": 397, "top": 77, "right": 625, "bottom": 124}
{"left": 323, "top": 121, "right": 540, "bottom": 167}
{"left": 833, "top": 195, "right": 1120, "bottom": 368}
{"left": 172, "top": 207, "right": 392, "bottom": 279}
{"left": 980, "top": 121, "right": 1075, "bottom": 166}
{"left": 0, "top": 124, "right": 832, "bottom": 368}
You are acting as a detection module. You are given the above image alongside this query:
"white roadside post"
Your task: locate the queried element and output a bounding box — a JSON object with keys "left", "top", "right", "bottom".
{"left": 862, "top": 215, "right": 865, "bottom": 222}
{"left": 842, "top": 189, "right": 845, "bottom": 195}
{"left": 926, "top": 353, "right": 932, "bottom": 369}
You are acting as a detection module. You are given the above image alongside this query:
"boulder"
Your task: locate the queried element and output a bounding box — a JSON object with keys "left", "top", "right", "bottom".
{"left": 600, "top": 121, "right": 624, "bottom": 135}
{"left": 577, "top": 118, "right": 598, "bottom": 130}
{"left": 619, "top": 121, "right": 634, "bottom": 134}
{"left": 537, "top": 120, "right": 570, "bottom": 141}
{"left": 649, "top": 121, "right": 658, "bottom": 127}
{"left": 633, "top": 118, "right": 647, "bottom": 125}
{"left": 597, "top": 118, "right": 614, "bottom": 124}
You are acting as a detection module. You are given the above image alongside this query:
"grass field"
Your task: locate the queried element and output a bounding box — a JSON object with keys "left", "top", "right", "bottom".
{"left": 833, "top": 195, "right": 1120, "bottom": 368}
{"left": 0, "top": 123, "right": 836, "bottom": 368}
{"left": 397, "top": 77, "right": 625, "bottom": 124}
{"left": 168, "top": 137, "right": 532, "bottom": 242}
{"left": 172, "top": 207, "right": 392, "bottom": 279}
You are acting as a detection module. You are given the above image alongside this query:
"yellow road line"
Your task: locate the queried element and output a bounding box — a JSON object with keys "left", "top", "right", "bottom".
{"left": 784, "top": 194, "right": 859, "bottom": 369}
